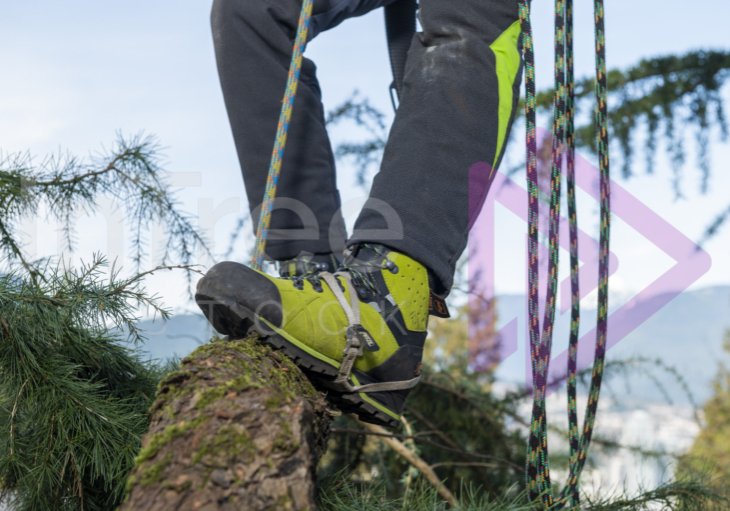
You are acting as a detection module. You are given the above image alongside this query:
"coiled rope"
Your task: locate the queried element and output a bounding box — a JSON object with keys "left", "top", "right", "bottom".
{"left": 251, "top": 0, "right": 313, "bottom": 271}
{"left": 520, "top": 0, "right": 611, "bottom": 508}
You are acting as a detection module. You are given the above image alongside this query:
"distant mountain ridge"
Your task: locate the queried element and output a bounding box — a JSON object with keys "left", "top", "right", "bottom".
{"left": 491, "top": 285, "right": 730, "bottom": 405}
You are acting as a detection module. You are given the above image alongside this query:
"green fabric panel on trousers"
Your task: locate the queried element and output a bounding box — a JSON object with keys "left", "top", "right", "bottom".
{"left": 490, "top": 20, "right": 522, "bottom": 171}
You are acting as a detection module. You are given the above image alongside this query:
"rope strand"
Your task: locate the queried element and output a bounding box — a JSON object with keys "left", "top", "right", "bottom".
{"left": 557, "top": 1, "right": 611, "bottom": 503}
{"left": 525, "top": 0, "right": 567, "bottom": 505}
{"left": 251, "top": 0, "right": 314, "bottom": 270}
{"left": 518, "top": 0, "right": 541, "bottom": 497}
{"left": 565, "top": 0, "right": 581, "bottom": 506}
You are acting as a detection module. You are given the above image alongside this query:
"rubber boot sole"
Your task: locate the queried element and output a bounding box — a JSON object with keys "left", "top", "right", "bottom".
{"left": 196, "top": 290, "right": 401, "bottom": 428}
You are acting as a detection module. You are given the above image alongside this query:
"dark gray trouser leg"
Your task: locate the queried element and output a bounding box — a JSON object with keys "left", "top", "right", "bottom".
{"left": 211, "top": 0, "right": 396, "bottom": 261}
{"left": 349, "top": 0, "right": 523, "bottom": 294}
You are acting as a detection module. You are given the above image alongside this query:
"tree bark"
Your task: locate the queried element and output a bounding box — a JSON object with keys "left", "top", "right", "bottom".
{"left": 121, "top": 334, "right": 332, "bottom": 511}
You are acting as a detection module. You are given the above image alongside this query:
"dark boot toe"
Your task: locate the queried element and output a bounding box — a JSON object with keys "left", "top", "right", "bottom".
{"left": 195, "top": 261, "right": 283, "bottom": 337}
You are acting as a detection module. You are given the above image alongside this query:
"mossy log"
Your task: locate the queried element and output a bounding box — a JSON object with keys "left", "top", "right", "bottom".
{"left": 121, "top": 334, "right": 332, "bottom": 511}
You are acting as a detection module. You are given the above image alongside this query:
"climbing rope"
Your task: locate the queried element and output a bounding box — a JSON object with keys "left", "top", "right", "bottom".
{"left": 250, "top": 0, "right": 313, "bottom": 271}
{"left": 520, "top": 0, "right": 611, "bottom": 508}
{"left": 558, "top": 0, "right": 611, "bottom": 504}
{"left": 564, "top": 0, "right": 581, "bottom": 506}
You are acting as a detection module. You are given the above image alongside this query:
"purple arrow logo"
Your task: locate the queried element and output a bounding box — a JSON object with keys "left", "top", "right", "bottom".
{"left": 468, "top": 128, "right": 712, "bottom": 393}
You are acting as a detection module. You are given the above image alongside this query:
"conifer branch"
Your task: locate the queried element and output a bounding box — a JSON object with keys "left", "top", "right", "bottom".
{"left": 350, "top": 418, "right": 458, "bottom": 508}
{"left": 429, "top": 461, "right": 500, "bottom": 469}
{"left": 330, "top": 427, "right": 524, "bottom": 473}
{"left": 0, "top": 133, "right": 212, "bottom": 280}
{"left": 9, "top": 378, "right": 28, "bottom": 459}
{"left": 0, "top": 255, "right": 176, "bottom": 509}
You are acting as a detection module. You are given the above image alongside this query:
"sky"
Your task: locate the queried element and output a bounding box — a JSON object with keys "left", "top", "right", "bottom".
{"left": 0, "top": 0, "right": 729, "bottom": 317}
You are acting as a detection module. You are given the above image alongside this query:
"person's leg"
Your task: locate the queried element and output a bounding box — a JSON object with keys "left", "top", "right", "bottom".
{"left": 349, "top": 0, "right": 523, "bottom": 294}
{"left": 199, "top": 0, "right": 523, "bottom": 427}
{"left": 211, "top": 0, "right": 396, "bottom": 265}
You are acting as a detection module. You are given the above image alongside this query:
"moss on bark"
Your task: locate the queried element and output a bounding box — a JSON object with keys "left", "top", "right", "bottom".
{"left": 121, "top": 334, "right": 331, "bottom": 511}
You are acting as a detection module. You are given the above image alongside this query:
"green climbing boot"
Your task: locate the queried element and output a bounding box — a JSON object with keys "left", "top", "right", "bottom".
{"left": 195, "top": 244, "right": 442, "bottom": 427}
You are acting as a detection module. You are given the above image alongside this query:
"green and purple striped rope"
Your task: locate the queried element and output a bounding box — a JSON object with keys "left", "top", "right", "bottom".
{"left": 557, "top": 0, "right": 611, "bottom": 504}
{"left": 518, "top": 0, "right": 544, "bottom": 500}
{"left": 564, "top": 0, "right": 581, "bottom": 506}
{"left": 251, "top": 0, "right": 314, "bottom": 271}
{"left": 525, "top": 0, "right": 567, "bottom": 506}
{"left": 520, "top": 0, "right": 610, "bottom": 508}
{"left": 519, "top": 0, "right": 550, "bottom": 500}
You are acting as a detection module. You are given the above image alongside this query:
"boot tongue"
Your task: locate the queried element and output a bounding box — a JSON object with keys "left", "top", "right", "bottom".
{"left": 342, "top": 243, "right": 391, "bottom": 301}
{"left": 344, "top": 243, "right": 390, "bottom": 268}
{"left": 278, "top": 252, "right": 338, "bottom": 277}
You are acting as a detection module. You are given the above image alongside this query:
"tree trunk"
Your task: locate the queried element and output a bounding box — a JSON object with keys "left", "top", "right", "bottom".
{"left": 121, "top": 334, "right": 332, "bottom": 511}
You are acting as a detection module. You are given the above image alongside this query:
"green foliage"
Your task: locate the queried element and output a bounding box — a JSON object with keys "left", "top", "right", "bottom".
{"left": 531, "top": 50, "right": 730, "bottom": 194}
{"left": 0, "top": 135, "right": 208, "bottom": 509}
{"left": 0, "top": 132, "right": 209, "bottom": 277}
{"left": 318, "top": 475, "right": 728, "bottom": 511}
{"left": 678, "top": 331, "right": 730, "bottom": 499}
{"left": 0, "top": 258, "right": 171, "bottom": 510}
{"left": 699, "top": 202, "right": 730, "bottom": 246}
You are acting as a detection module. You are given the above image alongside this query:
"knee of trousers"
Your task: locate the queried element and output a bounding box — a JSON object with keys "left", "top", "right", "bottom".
{"left": 210, "top": 0, "right": 290, "bottom": 49}
{"left": 211, "top": 0, "right": 239, "bottom": 42}
{"left": 417, "top": 1, "right": 520, "bottom": 49}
